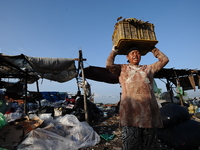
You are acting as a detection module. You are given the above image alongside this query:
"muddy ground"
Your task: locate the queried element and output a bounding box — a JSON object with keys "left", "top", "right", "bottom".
{"left": 79, "top": 111, "right": 174, "bottom": 150}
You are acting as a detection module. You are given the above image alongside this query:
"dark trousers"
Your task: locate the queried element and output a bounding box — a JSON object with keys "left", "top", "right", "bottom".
{"left": 122, "top": 126, "right": 158, "bottom": 150}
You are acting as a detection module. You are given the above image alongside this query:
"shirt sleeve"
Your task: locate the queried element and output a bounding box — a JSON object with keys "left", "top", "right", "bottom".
{"left": 106, "top": 50, "right": 121, "bottom": 76}
{"left": 150, "top": 48, "right": 169, "bottom": 73}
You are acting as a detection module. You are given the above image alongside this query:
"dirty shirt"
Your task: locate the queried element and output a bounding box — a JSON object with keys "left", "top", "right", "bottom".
{"left": 106, "top": 50, "right": 169, "bottom": 128}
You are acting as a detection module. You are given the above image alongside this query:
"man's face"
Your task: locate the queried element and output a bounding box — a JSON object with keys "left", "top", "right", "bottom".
{"left": 126, "top": 50, "right": 141, "bottom": 65}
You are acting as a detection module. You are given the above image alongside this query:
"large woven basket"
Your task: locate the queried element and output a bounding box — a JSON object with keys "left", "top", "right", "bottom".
{"left": 112, "top": 18, "right": 158, "bottom": 55}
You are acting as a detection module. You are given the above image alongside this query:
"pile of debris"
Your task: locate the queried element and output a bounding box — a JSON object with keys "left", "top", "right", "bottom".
{"left": 1, "top": 101, "right": 200, "bottom": 150}
{"left": 0, "top": 114, "right": 101, "bottom": 150}
{"left": 0, "top": 93, "right": 105, "bottom": 150}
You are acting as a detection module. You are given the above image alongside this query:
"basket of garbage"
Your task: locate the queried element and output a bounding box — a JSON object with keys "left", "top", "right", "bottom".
{"left": 112, "top": 18, "right": 158, "bottom": 55}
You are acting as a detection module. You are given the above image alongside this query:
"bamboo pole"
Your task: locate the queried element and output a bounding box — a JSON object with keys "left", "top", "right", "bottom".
{"left": 78, "top": 50, "right": 89, "bottom": 123}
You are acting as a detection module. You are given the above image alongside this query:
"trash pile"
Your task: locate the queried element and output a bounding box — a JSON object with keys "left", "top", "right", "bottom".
{"left": 158, "top": 103, "right": 200, "bottom": 150}
{"left": 18, "top": 115, "right": 100, "bottom": 150}
{"left": 0, "top": 92, "right": 104, "bottom": 150}
{"left": 0, "top": 113, "right": 101, "bottom": 150}
{"left": 1, "top": 98, "right": 200, "bottom": 150}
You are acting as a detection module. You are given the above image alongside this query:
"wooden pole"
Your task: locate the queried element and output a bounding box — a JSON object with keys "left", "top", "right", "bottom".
{"left": 79, "top": 50, "right": 89, "bottom": 123}
{"left": 179, "top": 93, "right": 184, "bottom": 106}
{"left": 177, "top": 80, "right": 184, "bottom": 106}
{"left": 24, "top": 69, "right": 28, "bottom": 115}
{"left": 166, "top": 79, "right": 174, "bottom": 103}
{"left": 173, "top": 70, "right": 184, "bottom": 106}
{"left": 36, "top": 80, "right": 41, "bottom": 108}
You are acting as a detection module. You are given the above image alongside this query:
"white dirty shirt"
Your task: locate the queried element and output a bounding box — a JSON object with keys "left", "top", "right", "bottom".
{"left": 106, "top": 49, "right": 169, "bottom": 128}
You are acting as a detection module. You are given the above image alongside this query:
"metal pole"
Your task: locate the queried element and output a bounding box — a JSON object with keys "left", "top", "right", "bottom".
{"left": 79, "top": 50, "right": 89, "bottom": 123}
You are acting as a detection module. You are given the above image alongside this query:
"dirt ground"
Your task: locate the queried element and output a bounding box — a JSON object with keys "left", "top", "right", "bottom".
{"left": 79, "top": 111, "right": 174, "bottom": 150}
{"left": 79, "top": 111, "right": 123, "bottom": 150}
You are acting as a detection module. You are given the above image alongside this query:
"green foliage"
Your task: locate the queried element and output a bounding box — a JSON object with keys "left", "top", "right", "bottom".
{"left": 156, "top": 88, "right": 162, "bottom": 94}
{"left": 176, "top": 91, "right": 188, "bottom": 101}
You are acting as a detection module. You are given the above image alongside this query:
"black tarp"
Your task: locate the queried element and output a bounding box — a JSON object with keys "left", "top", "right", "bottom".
{"left": 81, "top": 66, "right": 200, "bottom": 91}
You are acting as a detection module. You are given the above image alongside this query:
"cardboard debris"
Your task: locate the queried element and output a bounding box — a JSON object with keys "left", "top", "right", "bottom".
{"left": 16, "top": 116, "right": 43, "bottom": 134}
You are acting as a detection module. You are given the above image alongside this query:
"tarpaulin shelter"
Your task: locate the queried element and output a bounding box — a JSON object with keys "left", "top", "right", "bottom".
{"left": 155, "top": 68, "right": 200, "bottom": 104}
{"left": 155, "top": 68, "right": 200, "bottom": 91}
{"left": 81, "top": 66, "right": 200, "bottom": 104}
{"left": 82, "top": 66, "right": 200, "bottom": 89}
{"left": 0, "top": 53, "right": 81, "bottom": 113}
{"left": 0, "top": 53, "right": 77, "bottom": 83}
{"left": 81, "top": 66, "right": 119, "bottom": 84}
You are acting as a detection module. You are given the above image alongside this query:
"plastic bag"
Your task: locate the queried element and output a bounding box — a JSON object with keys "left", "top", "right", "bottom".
{"left": 100, "top": 133, "right": 115, "bottom": 141}
{"left": 38, "top": 113, "right": 53, "bottom": 120}
{"left": 158, "top": 120, "right": 200, "bottom": 150}
{"left": 4, "top": 112, "right": 22, "bottom": 122}
{"left": 17, "top": 114, "right": 100, "bottom": 150}
{"left": 160, "top": 103, "right": 190, "bottom": 127}
{"left": 57, "top": 114, "right": 101, "bottom": 148}
{"left": 0, "top": 113, "right": 7, "bottom": 130}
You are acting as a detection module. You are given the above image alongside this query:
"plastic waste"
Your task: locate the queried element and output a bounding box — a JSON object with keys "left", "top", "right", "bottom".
{"left": 38, "top": 113, "right": 53, "bottom": 120}
{"left": 158, "top": 120, "right": 200, "bottom": 150}
{"left": 0, "top": 113, "right": 7, "bottom": 130}
{"left": 160, "top": 103, "right": 190, "bottom": 127}
{"left": 4, "top": 112, "right": 22, "bottom": 122}
{"left": 100, "top": 133, "right": 115, "bottom": 141}
{"left": 17, "top": 114, "right": 100, "bottom": 150}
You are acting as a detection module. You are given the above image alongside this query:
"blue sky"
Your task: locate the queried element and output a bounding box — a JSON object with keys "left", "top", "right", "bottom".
{"left": 0, "top": 0, "right": 200, "bottom": 103}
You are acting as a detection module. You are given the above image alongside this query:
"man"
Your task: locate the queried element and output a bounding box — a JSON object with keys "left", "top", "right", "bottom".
{"left": 106, "top": 46, "right": 169, "bottom": 150}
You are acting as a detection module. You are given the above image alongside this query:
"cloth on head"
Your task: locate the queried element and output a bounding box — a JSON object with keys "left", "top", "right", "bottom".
{"left": 126, "top": 47, "right": 140, "bottom": 55}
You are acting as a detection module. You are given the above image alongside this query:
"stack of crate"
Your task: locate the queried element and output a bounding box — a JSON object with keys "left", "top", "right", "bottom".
{"left": 112, "top": 18, "right": 158, "bottom": 55}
